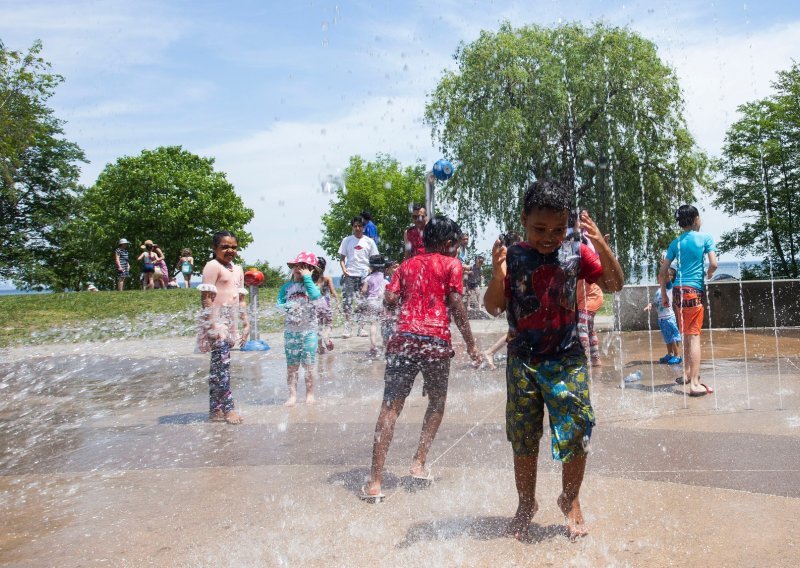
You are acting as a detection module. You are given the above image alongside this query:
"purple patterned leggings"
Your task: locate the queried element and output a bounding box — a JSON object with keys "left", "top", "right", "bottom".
{"left": 209, "top": 341, "right": 235, "bottom": 413}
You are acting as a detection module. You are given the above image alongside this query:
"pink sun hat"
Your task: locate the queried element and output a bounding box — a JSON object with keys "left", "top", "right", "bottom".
{"left": 287, "top": 251, "right": 318, "bottom": 268}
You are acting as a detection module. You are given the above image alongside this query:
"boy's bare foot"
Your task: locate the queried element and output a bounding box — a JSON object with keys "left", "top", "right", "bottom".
{"left": 507, "top": 500, "right": 538, "bottom": 540}
{"left": 305, "top": 394, "right": 315, "bottom": 405}
{"left": 224, "top": 411, "right": 243, "bottom": 424}
{"left": 482, "top": 352, "right": 497, "bottom": 370}
{"left": 558, "top": 493, "right": 589, "bottom": 540}
{"left": 209, "top": 410, "right": 225, "bottom": 422}
{"left": 284, "top": 396, "right": 297, "bottom": 407}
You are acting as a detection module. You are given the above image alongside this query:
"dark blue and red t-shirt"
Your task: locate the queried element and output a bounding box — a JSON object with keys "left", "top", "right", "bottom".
{"left": 504, "top": 240, "right": 603, "bottom": 361}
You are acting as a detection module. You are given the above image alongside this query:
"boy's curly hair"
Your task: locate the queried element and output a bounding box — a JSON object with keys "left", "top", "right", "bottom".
{"left": 522, "top": 179, "right": 572, "bottom": 214}
{"left": 423, "top": 215, "right": 462, "bottom": 249}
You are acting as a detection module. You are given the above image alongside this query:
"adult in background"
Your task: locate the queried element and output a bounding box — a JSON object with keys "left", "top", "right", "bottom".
{"left": 114, "top": 238, "right": 130, "bottom": 291}
{"left": 361, "top": 210, "right": 379, "bottom": 245}
{"left": 152, "top": 244, "right": 170, "bottom": 289}
{"left": 339, "top": 215, "right": 379, "bottom": 338}
{"left": 403, "top": 203, "right": 427, "bottom": 260}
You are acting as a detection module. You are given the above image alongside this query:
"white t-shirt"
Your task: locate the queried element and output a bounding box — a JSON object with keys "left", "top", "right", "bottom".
{"left": 338, "top": 235, "right": 379, "bottom": 277}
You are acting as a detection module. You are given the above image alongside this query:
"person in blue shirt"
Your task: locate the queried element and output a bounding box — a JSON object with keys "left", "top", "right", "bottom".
{"left": 658, "top": 205, "right": 718, "bottom": 396}
{"left": 361, "top": 210, "right": 379, "bottom": 245}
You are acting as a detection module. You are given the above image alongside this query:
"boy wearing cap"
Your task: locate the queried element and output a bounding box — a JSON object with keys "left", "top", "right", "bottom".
{"left": 278, "top": 252, "right": 322, "bottom": 406}
{"left": 114, "top": 239, "right": 130, "bottom": 291}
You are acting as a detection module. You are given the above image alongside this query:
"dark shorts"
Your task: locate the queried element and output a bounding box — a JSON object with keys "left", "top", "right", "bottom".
{"left": 506, "top": 354, "right": 595, "bottom": 462}
{"left": 382, "top": 334, "right": 452, "bottom": 402}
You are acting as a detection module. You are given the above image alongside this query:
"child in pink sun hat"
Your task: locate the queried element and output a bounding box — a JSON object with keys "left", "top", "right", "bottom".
{"left": 277, "top": 251, "right": 322, "bottom": 406}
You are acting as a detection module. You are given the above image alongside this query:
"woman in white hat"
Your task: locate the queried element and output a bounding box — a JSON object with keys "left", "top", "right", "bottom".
{"left": 114, "top": 239, "right": 131, "bottom": 291}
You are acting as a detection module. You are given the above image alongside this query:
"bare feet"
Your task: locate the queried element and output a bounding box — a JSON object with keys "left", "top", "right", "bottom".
{"left": 209, "top": 410, "right": 225, "bottom": 422}
{"left": 409, "top": 460, "right": 430, "bottom": 478}
{"left": 224, "top": 410, "right": 243, "bottom": 424}
{"left": 365, "top": 479, "right": 382, "bottom": 496}
{"left": 284, "top": 396, "right": 297, "bottom": 407}
{"left": 558, "top": 493, "right": 589, "bottom": 540}
{"left": 483, "top": 352, "right": 497, "bottom": 370}
{"left": 507, "top": 500, "right": 538, "bottom": 540}
{"left": 305, "top": 394, "right": 316, "bottom": 405}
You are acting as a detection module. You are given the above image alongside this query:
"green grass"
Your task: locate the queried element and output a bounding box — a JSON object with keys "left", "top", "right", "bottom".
{"left": 0, "top": 288, "right": 279, "bottom": 347}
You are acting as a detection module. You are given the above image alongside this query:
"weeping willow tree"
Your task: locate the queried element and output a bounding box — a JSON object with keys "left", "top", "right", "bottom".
{"left": 425, "top": 22, "right": 710, "bottom": 280}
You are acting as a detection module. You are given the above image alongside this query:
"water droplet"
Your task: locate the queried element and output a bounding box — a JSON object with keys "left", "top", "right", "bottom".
{"left": 383, "top": 181, "right": 392, "bottom": 190}
{"left": 321, "top": 21, "right": 329, "bottom": 32}
{"left": 277, "top": 200, "right": 285, "bottom": 207}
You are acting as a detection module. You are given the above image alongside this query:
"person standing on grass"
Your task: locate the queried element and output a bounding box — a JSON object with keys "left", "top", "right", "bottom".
{"left": 659, "top": 204, "right": 717, "bottom": 396}
{"left": 137, "top": 240, "right": 158, "bottom": 290}
{"left": 114, "top": 239, "right": 130, "bottom": 291}
{"left": 176, "top": 248, "right": 194, "bottom": 289}
{"left": 483, "top": 179, "right": 624, "bottom": 541}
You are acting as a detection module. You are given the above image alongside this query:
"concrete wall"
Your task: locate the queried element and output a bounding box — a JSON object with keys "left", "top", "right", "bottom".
{"left": 617, "top": 279, "right": 800, "bottom": 331}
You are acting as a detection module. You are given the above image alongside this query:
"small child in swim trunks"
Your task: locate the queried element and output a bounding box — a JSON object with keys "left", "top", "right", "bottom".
{"left": 484, "top": 180, "right": 624, "bottom": 541}
{"left": 278, "top": 252, "right": 322, "bottom": 406}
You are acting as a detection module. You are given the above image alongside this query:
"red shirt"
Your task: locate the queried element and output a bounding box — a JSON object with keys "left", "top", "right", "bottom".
{"left": 387, "top": 253, "right": 463, "bottom": 342}
{"left": 404, "top": 226, "right": 425, "bottom": 257}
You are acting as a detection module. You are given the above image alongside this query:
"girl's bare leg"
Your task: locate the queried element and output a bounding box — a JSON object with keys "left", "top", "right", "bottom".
{"left": 304, "top": 361, "right": 316, "bottom": 404}
{"left": 285, "top": 364, "right": 299, "bottom": 406}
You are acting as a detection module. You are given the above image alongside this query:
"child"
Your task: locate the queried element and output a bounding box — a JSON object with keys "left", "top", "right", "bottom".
{"left": 659, "top": 205, "right": 717, "bottom": 395}
{"left": 177, "top": 248, "right": 194, "bottom": 289}
{"left": 137, "top": 240, "right": 158, "bottom": 290}
{"left": 360, "top": 255, "right": 388, "bottom": 357}
{"left": 362, "top": 216, "right": 483, "bottom": 502}
{"left": 644, "top": 265, "right": 681, "bottom": 364}
{"left": 483, "top": 180, "right": 624, "bottom": 540}
{"left": 313, "top": 256, "right": 338, "bottom": 354}
{"left": 152, "top": 244, "right": 170, "bottom": 289}
{"left": 466, "top": 255, "right": 485, "bottom": 309}
{"left": 196, "top": 231, "right": 249, "bottom": 424}
{"left": 569, "top": 211, "right": 605, "bottom": 366}
{"left": 381, "top": 261, "right": 399, "bottom": 346}
{"left": 278, "top": 252, "right": 322, "bottom": 406}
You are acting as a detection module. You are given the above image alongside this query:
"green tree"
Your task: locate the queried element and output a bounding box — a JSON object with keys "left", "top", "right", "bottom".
{"left": 318, "top": 155, "right": 426, "bottom": 261}
{"left": 74, "top": 146, "right": 254, "bottom": 289}
{"left": 425, "top": 22, "right": 710, "bottom": 280}
{"left": 713, "top": 63, "right": 800, "bottom": 279}
{"left": 0, "top": 40, "right": 86, "bottom": 289}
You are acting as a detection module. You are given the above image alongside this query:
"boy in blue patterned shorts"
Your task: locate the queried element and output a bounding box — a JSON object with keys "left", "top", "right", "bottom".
{"left": 484, "top": 180, "right": 624, "bottom": 541}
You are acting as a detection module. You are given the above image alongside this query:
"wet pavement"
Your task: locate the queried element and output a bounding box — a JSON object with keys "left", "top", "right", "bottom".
{"left": 1, "top": 317, "right": 800, "bottom": 567}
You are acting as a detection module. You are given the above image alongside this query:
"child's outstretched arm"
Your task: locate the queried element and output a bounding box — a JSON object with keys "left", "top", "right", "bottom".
{"left": 580, "top": 211, "right": 624, "bottom": 292}
{"left": 484, "top": 238, "right": 507, "bottom": 316}
{"left": 658, "top": 258, "right": 671, "bottom": 308}
{"left": 447, "top": 291, "right": 483, "bottom": 365}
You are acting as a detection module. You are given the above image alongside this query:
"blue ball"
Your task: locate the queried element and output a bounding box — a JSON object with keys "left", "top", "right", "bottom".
{"left": 432, "top": 159, "right": 454, "bottom": 181}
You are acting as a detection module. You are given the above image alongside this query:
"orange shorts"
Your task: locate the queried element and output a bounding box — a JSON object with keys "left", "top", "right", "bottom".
{"left": 673, "top": 287, "right": 704, "bottom": 335}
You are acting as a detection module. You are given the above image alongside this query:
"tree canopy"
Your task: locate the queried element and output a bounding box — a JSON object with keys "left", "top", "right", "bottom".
{"left": 72, "top": 146, "right": 254, "bottom": 289}
{"left": 318, "top": 155, "right": 426, "bottom": 261}
{"left": 425, "top": 22, "right": 710, "bottom": 279}
{"left": 713, "top": 62, "right": 800, "bottom": 279}
{"left": 0, "top": 40, "right": 86, "bottom": 288}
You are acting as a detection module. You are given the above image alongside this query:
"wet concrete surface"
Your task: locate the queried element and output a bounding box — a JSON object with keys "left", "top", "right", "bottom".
{"left": 1, "top": 318, "right": 799, "bottom": 566}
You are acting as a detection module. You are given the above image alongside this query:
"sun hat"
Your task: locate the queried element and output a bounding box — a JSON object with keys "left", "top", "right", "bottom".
{"left": 143, "top": 239, "right": 154, "bottom": 247}
{"left": 118, "top": 238, "right": 130, "bottom": 245}
{"left": 368, "top": 254, "right": 387, "bottom": 268}
{"left": 287, "top": 251, "right": 318, "bottom": 268}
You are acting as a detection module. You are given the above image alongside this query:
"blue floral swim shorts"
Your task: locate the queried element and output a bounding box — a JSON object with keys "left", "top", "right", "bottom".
{"left": 505, "top": 354, "right": 595, "bottom": 462}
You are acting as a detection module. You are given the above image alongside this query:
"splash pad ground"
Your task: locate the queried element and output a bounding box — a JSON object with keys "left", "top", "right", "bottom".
{"left": 1, "top": 316, "right": 799, "bottom": 567}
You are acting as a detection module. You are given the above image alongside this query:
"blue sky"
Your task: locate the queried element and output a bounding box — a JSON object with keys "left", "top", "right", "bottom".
{"left": 3, "top": 0, "right": 800, "bottom": 271}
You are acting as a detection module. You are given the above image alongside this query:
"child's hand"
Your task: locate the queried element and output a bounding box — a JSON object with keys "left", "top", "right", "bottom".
{"left": 491, "top": 239, "right": 507, "bottom": 277}
{"left": 468, "top": 345, "right": 484, "bottom": 367}
{"left": 299, "top": 267, "right": 312, "bottom": 277}
{"left": 643, "top": 304, "right": 652, "bottom": 312}
{"left": 579, "top": 211, "right": 603, "bottom": 244}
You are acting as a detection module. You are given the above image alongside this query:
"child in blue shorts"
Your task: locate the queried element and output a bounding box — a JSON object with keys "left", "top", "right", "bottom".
{"left": 645, "top": 266, "right": 681, "bottom": 364}
{"left": 278, "top": 252, "right": 322, "bottom": 406}
{"left": 484, "top": 180, "right": 624, "bottom": 541}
